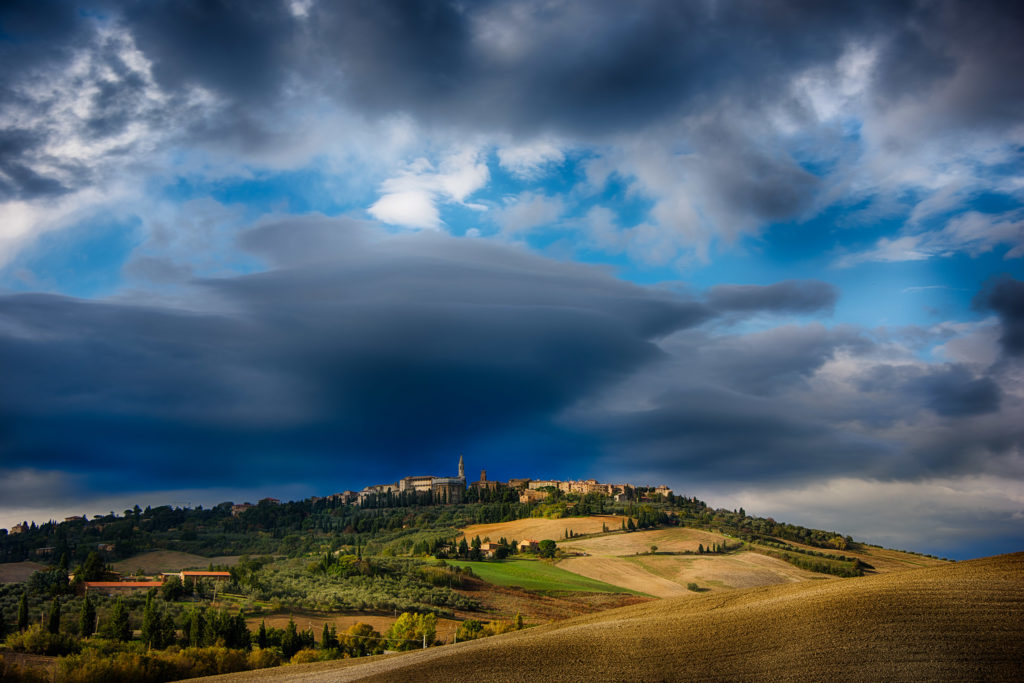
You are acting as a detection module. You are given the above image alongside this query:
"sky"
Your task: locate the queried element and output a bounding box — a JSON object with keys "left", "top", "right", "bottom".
{"left": 0, "top": 0, "right": 1022, "bottom": 560}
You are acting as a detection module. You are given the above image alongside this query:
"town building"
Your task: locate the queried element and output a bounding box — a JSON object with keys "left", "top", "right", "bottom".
{"left": 472, "top": 469, "right": 499, "bottom": 492}
{"left": 519, "top": 488, "right": 549, "bottom": 504}
{"left": 231, "top": 503, "right": 254, "bottom": 516}
{"left": 358, "top": 455, "right": 467, "bottom": 505}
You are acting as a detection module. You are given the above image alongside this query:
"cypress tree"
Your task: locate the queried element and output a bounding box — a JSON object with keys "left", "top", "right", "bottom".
{"left": 17, "top": 592, "right": 29, "bottom": 631}
{"left": 257, "top": 620, "right": 268, "bottom": 649}
{"left": 47, "top": 597, "right": 61, "bottom": 634}
{"left": 79, "top": 593, "right": 96, "bottom": 637}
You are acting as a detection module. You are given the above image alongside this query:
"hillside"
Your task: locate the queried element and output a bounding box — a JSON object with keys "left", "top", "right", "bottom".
{"left": 194, "top": 552, "right": 1024, "bottom": 682}
{"left": 111, "top": 550, "right": 242, "bottom": 574}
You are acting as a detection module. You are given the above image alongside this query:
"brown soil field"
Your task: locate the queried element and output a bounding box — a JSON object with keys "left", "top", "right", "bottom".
{"left": 453, "top": 574, "right": 650, "bottom": 623}
{"left": 247, "top": 611, "right": 463, "bottom": 644}
{"left": 111, "top": 550, "right": 242, "bottom": 574}
{"left": 558, "top": 550, "right": 824, "bottom": 597}
{"left": 193, "top": 552, "right": 1024, "bottom": 682}
{"left": 458, "top": 515, "right": 626, "bottom": 542}
{"left": 0, "top": 560, "right": 46, "bottom": 583}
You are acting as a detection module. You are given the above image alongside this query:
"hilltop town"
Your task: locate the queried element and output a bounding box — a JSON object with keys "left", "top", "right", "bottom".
{"left": 304, "top": 455, "right": 672, "bottom": 509}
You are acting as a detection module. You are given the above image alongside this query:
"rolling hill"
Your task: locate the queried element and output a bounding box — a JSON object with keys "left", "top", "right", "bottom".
{"left": 194, "top": 552, "right": 1024, "bottom": 682}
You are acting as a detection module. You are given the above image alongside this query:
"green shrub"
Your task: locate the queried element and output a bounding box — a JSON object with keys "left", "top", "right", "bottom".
{"left": 289, "top": 649, "right": 320, "bottom": 664}
{"left": 5, "top": 623, "right": 81, "bottom": 656}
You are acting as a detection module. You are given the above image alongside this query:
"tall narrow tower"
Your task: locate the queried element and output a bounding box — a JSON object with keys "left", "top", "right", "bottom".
{"left": 458, "top": 454, "right": 465, "bottom": 479}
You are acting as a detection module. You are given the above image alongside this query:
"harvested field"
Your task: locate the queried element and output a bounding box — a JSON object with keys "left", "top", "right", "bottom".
{"left": 453, "top": 575, "right": 650, "bottom": 624}
{"left": 772, "top": 538, "right": 950, "bottom": 573}
{"left": 559, "top": 527, "right": 728, "bottom": 556}
{"left": 194, "top": 552, "right": 1024, "bottom": 682}
{"left": 246, "top": 611, "right": 463, "bottom": 644}
{"left": 111, "top": 550, "right": 242, "bottom": 574}
{"left": 458, "top": 515, "right": 625, "bottom": 543}
{"left": 0, "top": 560, "right": 46, "bottom": 583}
{"left": 557, "top": 551, "right": 822, "bottom": 597}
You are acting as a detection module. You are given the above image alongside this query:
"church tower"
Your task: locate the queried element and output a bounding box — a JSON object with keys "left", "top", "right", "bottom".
{"left": 458, "top": 454, "right": 465, "bottom": 479}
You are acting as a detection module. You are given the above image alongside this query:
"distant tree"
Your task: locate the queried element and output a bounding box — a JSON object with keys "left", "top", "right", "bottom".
{"left": 627, "top": 518, "right": 636, "bottom": 531}
{"left": 537, "top": 540, "right": 556, "bottom": 559}
{"left": 17, "top": 592, "right": 29, "bottom": 632}
{"left": 514, "top": 612, "right": 524, "bottom": 630}
{"left": 79, "top": 593, "right": 96, "bottom": 637}
{"left": 80, "top": 552, "right": 105, "bottom": 581}
{"left": 257, "top": 620, "right": 268, "bottom": 649}
{"left": 185, "top": 607, "right": 206, "bottom": 647}
{"left": 101, "top": 598, "right": 131, "bottom": 642}
{"left": 650, "top": 545, "right": 658, "bottom": 554}
{"left": 47, "top": 598, "right": 61, "bottom": 634}
{"left": 281, "top": 617, "right": 300, "bottom": 659}
{"left": 161, "top": 575, "right": 184, "bottom": 601}
{"left": 342, "top": 622, "right": 381, "bottom": 658}
{"left": 321, "top": 623, "right": 339, "bottom": 650}
{"left": 141, "top": 595, "right": 160, "bottom": 648}
{"left": 698, "top": 543, "right": 704, "bottom": 554}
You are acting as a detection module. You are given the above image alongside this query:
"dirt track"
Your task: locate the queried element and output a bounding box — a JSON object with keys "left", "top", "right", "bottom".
{"left": 192, "top": 552, "right": 1024, "bottom": 682}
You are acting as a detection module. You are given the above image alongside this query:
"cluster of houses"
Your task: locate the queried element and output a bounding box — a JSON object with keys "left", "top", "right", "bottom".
{"left": 80, "top": 570, "right": 232, "bottom": 595}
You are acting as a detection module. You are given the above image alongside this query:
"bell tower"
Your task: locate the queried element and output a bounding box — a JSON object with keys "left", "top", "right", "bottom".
{"left": 458, "top": 454, "right": 465, "bottom": 479}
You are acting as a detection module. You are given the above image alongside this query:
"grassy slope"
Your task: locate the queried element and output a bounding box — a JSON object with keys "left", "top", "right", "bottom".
{"left": 197, "top": 552, "right": 1024, "bottom": 682}
{"left": 447, "top": 559, "right": 644, "bottom": 595}
{"left": 0, "top": 560, "right": 47, "bottom": 583}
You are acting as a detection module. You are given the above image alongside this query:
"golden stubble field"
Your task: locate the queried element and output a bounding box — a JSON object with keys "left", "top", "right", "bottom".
{"left": 555, "top": 528, "right": 822, "bottom": 597}
{"left": 458, "top": 515, "right": 626, "bottom": 542}
{"left": 195, "top": 552, "right": 1024, "bottom": 682}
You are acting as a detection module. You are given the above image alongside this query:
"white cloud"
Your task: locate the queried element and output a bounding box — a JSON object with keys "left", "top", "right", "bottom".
{"left": 368, "top": 147, "right": 490, "bottom": 229}
{"left": 837, "top": 210, "right": 1024, "bottom": 267}
{"left": 497, "top": 139, "right": 565, "bottom": 178}
{"left": 493, "top": 191, "right": 565, "bottom": 234}
{"left": 368, "top": 190, "right": 442, "bottom": 230}
{"left": 698, "top": 475, "right": 1024, "bottom": 558}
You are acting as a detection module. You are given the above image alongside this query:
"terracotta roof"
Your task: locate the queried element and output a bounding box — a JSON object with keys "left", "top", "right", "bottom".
{"left": 181, "top": 571, "right": 231, "bottom": 577}
{"left": 84, "top": 581, "right": 163, "bottom": 588}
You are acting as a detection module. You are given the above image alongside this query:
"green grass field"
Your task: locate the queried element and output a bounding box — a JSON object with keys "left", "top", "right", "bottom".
{"left": 447, "top": 558, "right": 646, "bottom": 595}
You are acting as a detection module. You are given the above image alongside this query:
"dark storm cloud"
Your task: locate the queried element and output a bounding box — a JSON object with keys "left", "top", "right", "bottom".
{"left": 871, "top": 0, "right": 1024, "bottom": 132}
{"left": 906, "top": 365, "right": 1002, "bottom": 417}
{"left": 50, "top": 0, "right": 1008, "bottom": 139}
{"left": 974, "top": 276, "right": 1024, "bottom": 357}
{"left": 123, "top": 0, "right": 297, "bottom": 104}
{"left": 707, "top": 279, "right": 838, "bottom": 315}
{"left": 699, "top": 325, "right": 869, "bottom": 396}
{"left": 2, "top": 0, "right": 1019, "bottom": 206}
{"left": 575, "top": 386, "right": 892, "bottom": 484}
{"left": 856, "top": 362, "right": 1001, "bottom": 418}
{"left": 0, "top": 220, "right": 707, "bottom": 486}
